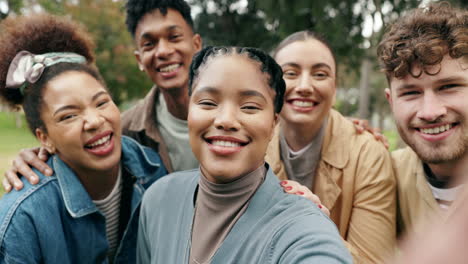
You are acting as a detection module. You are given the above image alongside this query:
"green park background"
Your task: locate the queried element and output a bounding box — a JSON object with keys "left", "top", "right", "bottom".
{"left": 0, "top": 0, "right": 466, "bottom": 196}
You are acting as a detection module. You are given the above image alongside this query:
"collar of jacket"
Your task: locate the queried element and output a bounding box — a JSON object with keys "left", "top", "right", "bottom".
{"left": 320, "top": 109, "right": 351, "bottom": 169}
{"left": 53, "top": 136, "right": 162, "bottom": 218}
{"left": 125, "top": 85, "right": 162, "bottom": 143}
{"left": 403, "top": 147, "right": 442, "bottom": 214}
{"left": 268, "top": 109, "right": 350, "bottom": 172}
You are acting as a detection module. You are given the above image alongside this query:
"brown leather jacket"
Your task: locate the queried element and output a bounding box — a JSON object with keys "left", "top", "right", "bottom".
{"left": 266, "top": 109, "right": 396, "bottom": 263}
{"left": 121, "top": 86, "right": 173, "bottom": 172}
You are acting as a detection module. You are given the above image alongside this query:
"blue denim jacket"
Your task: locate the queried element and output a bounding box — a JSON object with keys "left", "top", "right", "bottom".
{"left": 0, "top": 136, "right": 167, "bottom": 264}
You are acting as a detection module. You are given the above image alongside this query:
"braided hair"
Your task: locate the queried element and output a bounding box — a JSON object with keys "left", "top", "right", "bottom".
{"left": 188, "top": 46, "right": 285, "bottom": 113}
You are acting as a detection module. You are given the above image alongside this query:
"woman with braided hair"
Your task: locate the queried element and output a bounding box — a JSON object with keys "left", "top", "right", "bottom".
{"left": 0, "top": 14, "right": 167, "bottom": 263}
{"left": 136, "top": 46, "right": 352, "bottom": 264}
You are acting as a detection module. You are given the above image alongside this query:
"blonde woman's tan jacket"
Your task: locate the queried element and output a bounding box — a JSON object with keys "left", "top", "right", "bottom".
{"left": 266, "top": 109, "right": 396, "bottom": 264}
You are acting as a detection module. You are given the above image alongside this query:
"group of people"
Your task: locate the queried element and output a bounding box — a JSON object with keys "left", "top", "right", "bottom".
{"left": 0, "top": 0, "right": 466, "bottom": 263}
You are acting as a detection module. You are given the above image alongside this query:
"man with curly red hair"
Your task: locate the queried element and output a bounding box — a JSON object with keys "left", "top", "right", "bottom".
{"left": 378, "top": 2, "right": 468, "bottom": 237}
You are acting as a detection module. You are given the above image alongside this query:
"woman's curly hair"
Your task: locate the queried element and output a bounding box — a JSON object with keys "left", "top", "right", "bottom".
{"left": 377, "top": 2, "right": 468, "bottom": 80}
{"left": 0, "top": 14, "right": 102, "bottom": 134}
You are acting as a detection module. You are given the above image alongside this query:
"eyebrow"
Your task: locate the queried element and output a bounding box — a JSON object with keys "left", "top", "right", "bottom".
{"left": 193, "top": 86, "right": 268, "bottom": 102}
{"left": 140, "top": 25, "right": 182, "bottom": 40}
{"left": 395, "top": 76, "right": 468, "bottom": 91}
{"left": 395, "top": 84, "right": 417, "bottom": 91}
{"left": 239, "top": 90, "right": 267, "bottom": 102}
{"left": 280, "top": 62, "right": 333, "bottom": 71}
{"left": 53, "top": 91, "right": 109, "bottom": 116}
{"left": 435, "top": 76, "right": 467, "bottom": 85}
{"left": 193, "top": 86, "right": 219, "bottom": 95}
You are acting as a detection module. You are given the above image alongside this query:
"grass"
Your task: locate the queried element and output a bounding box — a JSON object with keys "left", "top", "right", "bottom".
{"left": 0, "top": 112, "right": 39, "bottom": 197}
{"left": 383, "top": 129, "right": 403, "bottom": 152}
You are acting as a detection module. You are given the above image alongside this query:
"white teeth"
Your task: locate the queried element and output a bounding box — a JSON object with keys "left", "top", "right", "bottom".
{"left": 212, "top": 140, "right": 241, "bottom": 147}
{"left": 292, "top": 100, "right": 314, "bottom": 107}
{"left": 420, "top": 124, "right": 452, "bottom": 135}
{"left": 87, "top": 135, "right": 111, "bottom": 148}
{"left": 159, "top": 64, "right": 180, "bottom": 72}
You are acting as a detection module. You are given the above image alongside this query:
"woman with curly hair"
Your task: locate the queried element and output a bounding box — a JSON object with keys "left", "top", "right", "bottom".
{"left": 265, "top": 31, "right": 397, "bottom": 263}
{"left": 137, "top": 46, "right": 352, "bottom": 263}
{"left": 0, "top": 14, "right": 167, "bottom": 263}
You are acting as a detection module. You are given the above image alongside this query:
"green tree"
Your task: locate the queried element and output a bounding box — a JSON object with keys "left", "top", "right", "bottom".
{"left": 191, "top": 0, "right": 422, "bottom": 121}
{"left": 63, "top": 0, "right": 152, "bottom": 106}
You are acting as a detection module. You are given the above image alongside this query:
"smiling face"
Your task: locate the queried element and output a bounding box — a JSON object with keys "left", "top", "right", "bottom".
{"left": 36, "top": 71, "right": 122, "bottom": 177}
{"left": 274, "top": 38, "right": 336, "bottom": 135}
{"left": 134, "top": 8, "right": 202, "bottom": 92}
{"left": 188, "top": 55, "right": 277, "bottom": 183}
{"left": 386, "top": 55, "right": 468, "bottom": 164}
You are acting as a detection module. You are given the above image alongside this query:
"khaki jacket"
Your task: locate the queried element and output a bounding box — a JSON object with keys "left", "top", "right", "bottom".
{"left": 121, "top": 86, "right": 173, "bottom": 172}
{"left": 266, "top": 109, "right": 396, "bottom": 263}
{"left": 392, "top": 147, "right": 443, "bottom": 236}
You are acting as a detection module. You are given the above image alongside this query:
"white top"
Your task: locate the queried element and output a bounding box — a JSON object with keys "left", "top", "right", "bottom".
{"left": 93, "top": 166, "right": 122, "bottom": 261}
{"left": 428, "top": 184, "right": 464, "bottom": 210}
{"left": 156, "top": 93, "right": 199, "bottom": 171}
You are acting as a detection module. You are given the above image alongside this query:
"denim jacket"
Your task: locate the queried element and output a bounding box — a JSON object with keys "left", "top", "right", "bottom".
{"left": 0, "top": 136, "right": 167, "bottom": 264}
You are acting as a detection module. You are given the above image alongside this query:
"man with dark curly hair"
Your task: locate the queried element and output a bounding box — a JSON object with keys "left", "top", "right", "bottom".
{"left": 121, "top": 0, "right": 202, "bottom": 173}
{"left": 377, "top": 2, "right": 468, "bottom": 237}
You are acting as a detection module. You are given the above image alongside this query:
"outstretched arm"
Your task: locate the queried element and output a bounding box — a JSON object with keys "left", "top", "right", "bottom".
{"left": 272, "top": 214, "right": 353, "bottom": 264}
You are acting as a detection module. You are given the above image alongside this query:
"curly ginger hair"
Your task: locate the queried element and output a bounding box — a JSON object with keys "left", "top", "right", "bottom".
{"left": 377, "top": 2, "right": 468, "bottom": 81}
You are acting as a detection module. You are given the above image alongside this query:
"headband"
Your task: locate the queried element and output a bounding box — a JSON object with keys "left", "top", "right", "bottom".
{"left": 6, "top": 51, "right": 87, "bottom": 94}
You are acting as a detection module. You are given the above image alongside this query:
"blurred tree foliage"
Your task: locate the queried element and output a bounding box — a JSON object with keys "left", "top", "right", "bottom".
{"left": 191, "top": 0, "right": 424, "bottom": 118}
{"left": 0, "top": 0, "right": 466, "bottom": 112}
{"left": 62, "top": 0, "right": 153, "bottom": 106}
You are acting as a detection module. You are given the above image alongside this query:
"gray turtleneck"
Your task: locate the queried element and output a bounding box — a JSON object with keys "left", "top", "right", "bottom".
{"left": 279, "top": 120, "right": 327, "bottom": 188}
{"left": 189, "top": 164, "right": 267, "bottom": 264}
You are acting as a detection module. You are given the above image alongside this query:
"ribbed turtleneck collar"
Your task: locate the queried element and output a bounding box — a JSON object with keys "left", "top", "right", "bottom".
{"left": 189, "top": 164, "right": 266, "bottom": 264}
{"left": 198, "top": 164, "right": 266, "bottom": 207}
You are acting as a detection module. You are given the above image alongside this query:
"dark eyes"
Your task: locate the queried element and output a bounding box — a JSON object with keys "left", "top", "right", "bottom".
{"left": 197, "top": 100, "right": 261, "bottom": 112}
{"left": 313, "top": 72, "right": 328, "bottom": 78}
{"left": 97, "top": 100, "right": 109, "bottom": 108}
{"left": 399, "top": 84, "right": 461, "bottom": 97}
{"left": 198, "top": 100, "right": 217, "bottom": 107}
{"left": 399, "top": 91, "right": 420, "bottom": 97}
{"left": 283, "top": 70, "right": 298, "bottom": 78}
{"left": 59, "top": 114, "right": 76, "bottom": 121}
{"left": 141, "top": 40, "right": 154, "bottom": 48}
{"left": 282, "top": 70, "right": 329, "bottom": 79}
{"left": 169, "top": 34, "right": 182, "bottom": 41}
{"left": 439, "top": 84, "right": 459, "bottom": 90}
{"left": 241, "top": 105, "right": 261, "bottom": 111}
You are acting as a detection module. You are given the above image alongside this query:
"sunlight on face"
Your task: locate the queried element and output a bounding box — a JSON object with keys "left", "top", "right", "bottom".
{"left": 387, "top": 55, "right": 468, "bottom": 163}
{"left": 38, "top": 71, "right": 122, "bottom": 176}
{"left": 188, "top": 55, "right": 277, "bottom": 183}
{"left": 275, "top": 39, "right": 336, "bottom": 135}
